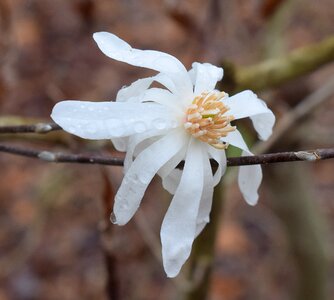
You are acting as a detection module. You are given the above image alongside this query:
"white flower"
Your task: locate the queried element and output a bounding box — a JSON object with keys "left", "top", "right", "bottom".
{"left": 51, "top": 32, "right": 275, "bottom": 277}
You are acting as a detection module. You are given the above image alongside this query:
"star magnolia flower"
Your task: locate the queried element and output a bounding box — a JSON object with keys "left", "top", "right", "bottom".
{"left": 51, "top": 32, "right": 275, "bottom": 277}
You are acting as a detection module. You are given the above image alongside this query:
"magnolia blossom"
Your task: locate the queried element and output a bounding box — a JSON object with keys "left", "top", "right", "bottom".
{"left": 51, "top": 32, "right": 275, "bottom": 277}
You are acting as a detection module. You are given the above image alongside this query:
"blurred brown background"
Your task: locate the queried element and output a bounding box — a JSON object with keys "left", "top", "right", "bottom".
{"left": 0, "top": 0, "right": 334, "bottom": 299}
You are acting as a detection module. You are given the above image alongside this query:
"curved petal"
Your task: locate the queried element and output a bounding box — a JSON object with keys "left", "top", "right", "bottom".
{"left": 111, "top": 137, "right": 129, "bottom": 152}
{"left": 221, "top": 129, "right": 249, "bottom": 151}
{"left": 206, "top": 144, "right": 227, "bottom": 186}
{"left": 116, "top": 77, "right": 155, "bottom": 102}
{"left": 116, "top": 74, "right": 178, "bottom": 102}
{"left": 195, "top": 148, "right": 214, "bottom": 236}
{"left": 238, "top": 151, "right": 262, "bottom": 206}
{"left": 223, "top": 90, "right": 275, "bottom": 140}
{"left": 188, "top": 62, "right": 224, "bottom": 96}
{"left": 93, "top": 32, "right": 193, "bottom": 98}
{"left": 51, "top": 101, "right": 178, "bottom": 139}
{"left": 142, "top": 88, "right": 184, "bottom": 114}
{"left": 158, "top": 134, "right": 189, "bottom": 194}
{"left": 161, "top": 139, "right": 204, "bottom": 277}
{"left": 222, "top": 130, "right": 262, "bottom": 205}
{"left": 113, "top": 130, "right": 188, "bottom": 225}
{"left": 124, "top": 129, "right": 165, "bottom": 172}
{"left": 161, "top": 169, "right": 182, "bottom": 195}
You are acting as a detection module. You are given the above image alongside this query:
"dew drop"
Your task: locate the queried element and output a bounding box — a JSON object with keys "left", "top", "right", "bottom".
{"left": 120, "top": 203, "right": 129, "bottom": 210}
{"left": 134, "top": 121, "right": 146, "bottom": 133}
{"left": 153, "top": 118, "right": 167, "bottom": 130}
{"left": 110, "top": 212, "right": 117, "bottom": 224}
{"left": 139, "top": 171, "right": 151, "bottom": 184}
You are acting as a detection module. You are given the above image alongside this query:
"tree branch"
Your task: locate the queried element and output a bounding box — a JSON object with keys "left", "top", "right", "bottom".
{"left": 235, "top": 35, "right": 334, "bottom": 91}
{"left": 0, "top": 122, "right": 61, "bottom": 134}
{"left": 1, "top": 143, "right": 333, "bottom": 167}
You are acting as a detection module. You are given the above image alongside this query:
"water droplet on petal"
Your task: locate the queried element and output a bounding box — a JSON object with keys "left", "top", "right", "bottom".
{"left": 153, "top": 118, "right": 167, "bottom": 130}
{"left": 120, "top": 203, "right": 129, "bottom": 210}
{"left": 110, "top": 212, "right": 117, "bottom": 224}
{"left": 134, "top": 121, "right": 146, "bottom": 133}
{"left": 139, "top": 171, "right": 151, "bottom": 184}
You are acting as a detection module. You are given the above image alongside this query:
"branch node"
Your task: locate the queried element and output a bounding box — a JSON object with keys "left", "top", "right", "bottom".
{"left": 35, "top": 123, "right": 53, "bottom": 133}
{"left": 294, "top": 151, "right": 319, "bottom": 161}
{"left": 38, "top": 151, "right": 57, "bottom": 162}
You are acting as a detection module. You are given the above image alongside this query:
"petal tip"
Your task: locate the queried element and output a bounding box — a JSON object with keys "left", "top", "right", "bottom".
{"left": 244, "top": 194, "right": 259, "bottom": 206}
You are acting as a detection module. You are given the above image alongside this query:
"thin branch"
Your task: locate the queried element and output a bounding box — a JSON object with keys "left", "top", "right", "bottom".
{"left": 0, "top": 123, "right": 61, "bottom": 134}
{"left": 1, "top": 143, "right": 334, "bottom": 167}
{"left": 0, "top": 143, "right": 124, "bottom": 166}
{"left": 235, "top": 35, "right": 334, "bottom": 91}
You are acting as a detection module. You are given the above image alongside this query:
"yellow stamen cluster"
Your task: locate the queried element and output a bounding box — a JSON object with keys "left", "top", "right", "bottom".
{"left": 184, "top": 91, "right": 236, "bottom": 149}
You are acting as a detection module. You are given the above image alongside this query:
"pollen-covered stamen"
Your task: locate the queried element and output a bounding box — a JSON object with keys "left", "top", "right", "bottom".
{"left": 184, "top": 91, "right": 236, "bottom": 149}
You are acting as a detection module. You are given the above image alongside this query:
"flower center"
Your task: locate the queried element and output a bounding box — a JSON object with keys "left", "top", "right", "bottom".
{"left": 184, "top": 91, "right": 236, "bottom": 149}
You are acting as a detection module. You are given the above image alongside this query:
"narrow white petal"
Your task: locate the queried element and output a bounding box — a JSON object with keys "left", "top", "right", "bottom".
{"left": 195, "top": 149, "right": 214, "bottom": 236}
{"left": 207, "top": 144, "right": 227, "bottom": 186}
{"left": 111, "top": 137, "right": 129, "bottom": 152}
{"left": 124, "top": 129, "right": 165, "bottom": 172}
{"left": 142, "top": 88, "right": 184, "bottom": 115}
{"left": 158, "top": 134, "right": 189, "bottom": 194}
{"left": 158, "top": 136, "right": 188, "bottom": 179}
{"left": 116, "top": 74, "right": 178, "bottom": 102}
{"left": 93, "top": 32, "right": 193, "bottom": 97}
{"left": 51, "top": 101, "right": 177, "bottom": 139}
{"left": 116, "top": 77, "right": 155, "bottom": 102}
{"left": 222, "top": 130, "right": 262, "bottom": 205}
{"left": 238, "top": 151, "right": 262, "bottom": 206}
{"left": 113, "top": 130, "right": 187, "bottom": 225}
{"left": 161, "top": 169, "right": 182, "bottom": 195}
{"left": 154, "top": 73, "right": 178, "bottom": 95}
{"left": 250, "top": 113, "right": 275, "bottom": 141}
{"left": 161, "top": 139, "right": 204, "bottom": 277}
{"left": 189, "top": 62, "right": 224, "bottom": 96}
{"left": 221, "top": 129, "right": 249, "bottom": 152}
{"left": 223, "top": 90, "right": 275, "bottom": 140}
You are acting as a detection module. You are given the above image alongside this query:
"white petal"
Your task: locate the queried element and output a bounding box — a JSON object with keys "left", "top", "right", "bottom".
{"left": 161, "top": 169, "right": 182, "bottom": 195}
{"left": 222, "top": 130, "right": 262, "bottom": 205}
{"left": 111, "top": 137, "right": 128, "bottom": 152}
{"left": 142, "top": 88, "right": 184, "bottom": 114}
{"left": 238, "top": 151, "right": 262, "bottom": 206}
{"left": 207, "top": 144, "right": 227, "bottom": 186}
{"left": 221, "top": 129, "right": 249, "bottom": 151}
{"left": 124, "top": 129, "right": 165, "bottom": 172}
{"left": 51, "top": 101, "right": 177, "bottom": 139}
{"left": 116, "top": 77, "right": 154, "bottom": 102}
{"left": 113, "top": 130, "right": 188, "bottom": 225}
{"left": 195, "top": 149, "right": 214, "bottom": 236}
{"left": 158, "top": 134, "right": 188, "bottom": 194}
{"left": 223, "top": 90, "right": 275, "bottom": 140}
{"left": 161, "top": 139, "right": 204, "bottom": 277}
{"left": 189, "top": 62, "right": 224, "bottom": 96}
{"left": 93, "top": 32, "right": 193, "bottom": 97}
{"left": 116, "top": 74, "right": 178, "bottom": 102}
